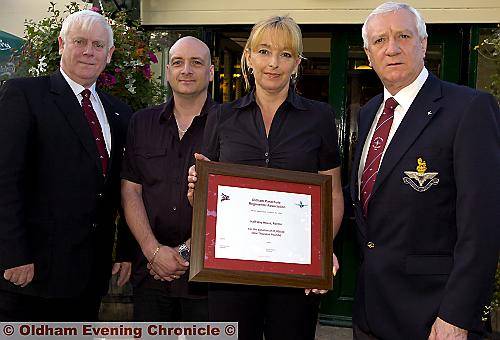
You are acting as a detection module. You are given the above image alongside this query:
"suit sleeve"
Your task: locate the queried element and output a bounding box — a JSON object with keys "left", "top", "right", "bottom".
{"left": 438, "top": 92, "right": 500, "bottom": 330}
{"left": 114, "top": 104, "right": 136, "bottom": 262}
{"left": 0, "top": 80, "right": 34, "bottom": 270}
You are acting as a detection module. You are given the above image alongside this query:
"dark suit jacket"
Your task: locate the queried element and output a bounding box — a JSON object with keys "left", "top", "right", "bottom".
{"left": 350, "top": 73, "right": 500, "bottom": 339}
{"left": 0, "top": 70, "right": 132, "bottom": 298}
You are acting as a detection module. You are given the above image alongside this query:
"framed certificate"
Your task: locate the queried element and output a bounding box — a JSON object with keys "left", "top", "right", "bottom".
{"left": 189, "top": 160, "right": 333, "bottom": 289}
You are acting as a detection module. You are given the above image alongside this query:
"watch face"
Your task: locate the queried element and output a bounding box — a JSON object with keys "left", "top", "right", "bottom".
{"left": 180, "top": 249, "right": 190, "bottom": 261}
{"left": 179, "top": 244, "right": 190, "bottom": 261}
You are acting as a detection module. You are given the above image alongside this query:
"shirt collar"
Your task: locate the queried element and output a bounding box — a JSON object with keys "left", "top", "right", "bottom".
{"left": 60, "top": 67, "right": 97, "bottom": 99}
{"left": 383, "top": 67, "right": 429, "bottom": 112}
{"left": 232, "top": 89, "right": 256, "bottom": 109}
{"left": 158, "top": 97, "right": 174, "bottom": 124}
{"left": 233, "top": 86, "right": 307, "bottom": 111}
{"left": 159, "top": 93, "right": 214, "bottom": 124}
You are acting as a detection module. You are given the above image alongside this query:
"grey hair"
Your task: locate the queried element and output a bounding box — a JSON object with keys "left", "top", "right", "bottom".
{"left": 362, "top": 2, "right": 427, "bottom": 48}
{"left": 60, "top": 10, "right": 114, "bottom": 49}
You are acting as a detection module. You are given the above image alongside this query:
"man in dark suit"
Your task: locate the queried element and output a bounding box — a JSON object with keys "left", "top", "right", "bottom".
{"left": 350, "top": 2, "right": 499, "bottom": 339}
{"left": 0, "top": 9, "right": 132, "bottom": 321}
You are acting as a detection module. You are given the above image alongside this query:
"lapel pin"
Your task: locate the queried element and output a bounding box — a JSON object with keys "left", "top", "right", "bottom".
{"left": 427, "top": 110, "right": 432, "bottom": 116}
{"left": 114, "top": 112, "right": 120, "bottom": 116}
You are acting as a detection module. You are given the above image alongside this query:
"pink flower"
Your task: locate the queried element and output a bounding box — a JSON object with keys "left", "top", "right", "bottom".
{"left": 98, "top": 72, "right": 117, "bottom": 87}
{"left": 90, "top": 6, "right": 102, "bottom": 13}
{"left": 148, "top": 51, "right": 158, "bottom": 64}
{"left": 115, "top": 67, "right": 122, "bottom": 73}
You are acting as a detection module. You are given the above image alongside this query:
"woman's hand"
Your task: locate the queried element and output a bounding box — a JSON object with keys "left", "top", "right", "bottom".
{"left": 187, "top": 153, "right": 211, "bottom": 206}
{"left": 305, "top": 252, "right": 339, "bottom": 295}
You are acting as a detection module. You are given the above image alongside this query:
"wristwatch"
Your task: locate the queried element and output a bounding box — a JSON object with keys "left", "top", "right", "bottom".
{"left": 178, "top": 242, "right": 190, "bottom": 261}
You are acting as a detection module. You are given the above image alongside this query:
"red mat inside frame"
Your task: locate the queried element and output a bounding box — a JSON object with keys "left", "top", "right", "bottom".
{"left": 204, "top": 174, "right": 322, "bottom": 276}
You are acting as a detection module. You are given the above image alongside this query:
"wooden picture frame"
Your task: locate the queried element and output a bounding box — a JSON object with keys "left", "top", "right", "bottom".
{"left": 189, "top": 160, "right": 334, "bottom": 289}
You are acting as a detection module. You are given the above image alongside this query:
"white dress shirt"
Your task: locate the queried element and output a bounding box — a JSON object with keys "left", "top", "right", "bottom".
{"left": 358, "top": 67, "right": 429, "bottom": 197}
{"left": 60, "top": 68, "right": 112, "bottom": 155}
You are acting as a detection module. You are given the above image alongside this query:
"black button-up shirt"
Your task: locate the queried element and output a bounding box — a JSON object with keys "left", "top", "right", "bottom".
{"left": 203, "top": 88, "right": 340, "bottom": 172}
{"left": 121, "top": 95, "right": 218, "bottom": 296}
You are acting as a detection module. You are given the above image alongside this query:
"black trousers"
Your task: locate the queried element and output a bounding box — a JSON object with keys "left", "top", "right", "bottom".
{"left": 0, "top": 288, "right": 101, "bottom": 321}
{"left": 208, "top": 284, "right": 320, "bottom": 340}
{"left": 353, "top": 323, "right": 380, "bottom": 340}
{"left": 133, "top": 280, "right": 208, "bottom": 322}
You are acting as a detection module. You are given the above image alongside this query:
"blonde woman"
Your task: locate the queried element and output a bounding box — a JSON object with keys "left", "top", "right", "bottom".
{"left": 188, "top": 16, "right": 343, "bottom": 340}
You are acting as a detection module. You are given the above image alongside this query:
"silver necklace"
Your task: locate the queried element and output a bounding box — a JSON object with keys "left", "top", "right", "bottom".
{"left": 174, "top": 111, "right": 190, "bottom": 134}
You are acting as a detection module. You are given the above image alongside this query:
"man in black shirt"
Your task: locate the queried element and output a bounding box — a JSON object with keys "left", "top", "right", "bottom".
{"left": 121, "top": 36, "right": 217, "bottom": 321}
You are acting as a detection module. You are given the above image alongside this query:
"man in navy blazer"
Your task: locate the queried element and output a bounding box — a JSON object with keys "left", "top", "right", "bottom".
{"left": 350, "top": 2, "right": 499, "bottom": 339}
{"left": 0, "top": 10, "right": 132, "bottom": 320}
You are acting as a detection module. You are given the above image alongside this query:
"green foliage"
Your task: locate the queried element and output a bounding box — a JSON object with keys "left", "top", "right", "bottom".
{"left": 14, "top": 2, "right": 166, "bottom": 111}
{"left": 477, "top": 26, "right": 500, "bottom": 99}
{"left": 493, "top": 262, "right": 500, "bottom": 310}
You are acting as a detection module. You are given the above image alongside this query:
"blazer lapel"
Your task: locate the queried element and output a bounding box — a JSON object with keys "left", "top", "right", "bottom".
{"left": 50, "top": 70, "right": 103, "bottom": 173}
{"left": 371, "top": 74, "right": 443, "bottom": 198}
{"left": 98, "top": 89, "right": 119, "bottom": 177}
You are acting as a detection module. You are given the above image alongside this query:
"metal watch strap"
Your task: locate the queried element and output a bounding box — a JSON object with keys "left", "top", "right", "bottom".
{"left": 178, "top": 242, "right": 190, "bottom": 261}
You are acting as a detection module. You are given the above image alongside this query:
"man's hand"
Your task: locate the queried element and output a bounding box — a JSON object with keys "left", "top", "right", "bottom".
{"left": 428, "top": 317, "right": 467, "bottom": 340}
{"left": 111, "top": 262, "right": 132, "bottom": 287}
{"left": 187, "top": 153, "right": 211, "bottom": 206}
{"left": 305, "top": 252, "right": 339, "bottom": 295}
{"left": 148, "top": 246, "right": 188, "bottom": 281}
{"left": 3, "top": 264, "right": 34, "bottom": 287}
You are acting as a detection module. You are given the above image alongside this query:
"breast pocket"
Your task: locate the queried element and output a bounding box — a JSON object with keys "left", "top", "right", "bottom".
{"left": 135, "top": 147, "right": 168, "bottom": 185}
{"left": 400, "top": 148, "right": 451, "bottom": 196}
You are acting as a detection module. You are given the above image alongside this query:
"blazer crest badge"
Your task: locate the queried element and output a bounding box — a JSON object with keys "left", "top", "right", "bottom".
{"left": 403, "top": 158, "right": 439, "bottom": 192}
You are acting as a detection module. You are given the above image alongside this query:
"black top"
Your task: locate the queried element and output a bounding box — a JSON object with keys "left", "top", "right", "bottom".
{"left": 121, "top": 95, "right": 218, "bottom": 296}
{"left": 203, "top": 88, "right": 340, "bottom": 172}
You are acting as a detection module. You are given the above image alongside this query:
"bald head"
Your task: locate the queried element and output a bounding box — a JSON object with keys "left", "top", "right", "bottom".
{"left": 166, "top": 36, "right": 214, "bottom": 98}
{"left": 169, "top": 36, "right": 211, "bottom": 63}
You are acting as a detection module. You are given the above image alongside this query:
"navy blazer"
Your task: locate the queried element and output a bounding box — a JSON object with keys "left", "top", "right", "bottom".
{"left": 0, "top": 70, "right": 132, "bottom": 298}
{"left": 350, "top": 73, "right": 500, "bottom": 339}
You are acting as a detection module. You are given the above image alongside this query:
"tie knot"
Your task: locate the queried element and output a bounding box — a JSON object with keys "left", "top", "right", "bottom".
{"left": 81, "top": 89, "right": 91, "bottom": 99}
{"left": 384, "top": 97, "right": 398, "bottom": 111}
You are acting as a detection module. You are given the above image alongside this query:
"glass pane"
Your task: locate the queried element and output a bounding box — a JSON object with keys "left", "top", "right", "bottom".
{"left": 425, "top": 45, "right": 443, "bottom": 79}
{"left": 296, "top": 37, "right": 331, "bottom": 102}
{"left": 216, "top": 34, "right": 246, "bottom": 102}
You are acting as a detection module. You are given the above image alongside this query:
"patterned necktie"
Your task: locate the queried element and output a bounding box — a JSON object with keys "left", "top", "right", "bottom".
{"left": 81, "top": 89, "right": 108, "bottom": 175}
{"left": 360, "top": 97, "right": 398, "bottom": 216}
